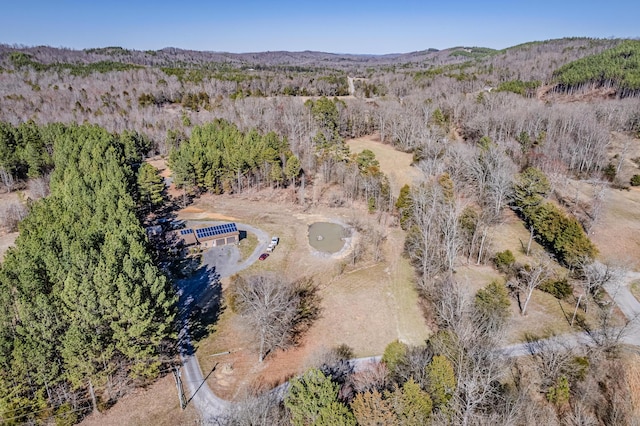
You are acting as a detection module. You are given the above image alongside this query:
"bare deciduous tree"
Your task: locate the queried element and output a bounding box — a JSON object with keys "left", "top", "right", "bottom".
{"left": 221, "top": 391, "right": 290, "bottom": 426}
{"left": 231, "top": 274, "right": 320, "bottom": 363}
{"left": 0, "top": 167, "right": 15, "bottom": 193}
{"left": 512, "top": 256, "right": 553, "bottom": 316}
{"left": 0, "top": 200, "right": 28, "bottom": 232}
{"left": 578, "top": 260, "right": 626, "bottom": 314}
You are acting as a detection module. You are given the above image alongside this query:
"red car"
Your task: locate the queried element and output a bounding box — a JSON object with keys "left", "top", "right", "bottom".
{"left": 259, "top": 253, "right": 269, "bottom": 261}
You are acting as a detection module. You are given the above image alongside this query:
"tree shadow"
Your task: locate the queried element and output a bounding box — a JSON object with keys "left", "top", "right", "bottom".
{"left": 177, "top": 264, "right": 225, "bottom": 356}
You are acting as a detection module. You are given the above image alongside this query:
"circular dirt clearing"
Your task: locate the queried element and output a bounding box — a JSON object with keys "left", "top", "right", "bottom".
{"left": 308, "top": 222, "right": 347, "bottom": 254}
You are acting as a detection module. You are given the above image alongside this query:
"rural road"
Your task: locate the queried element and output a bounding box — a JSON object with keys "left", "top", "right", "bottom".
{"left": 176, "top": 222, "right": 270, "bottom": 423}
{"left": 500, "top": 265, "right": 640, "bottom": 357}
{"left": 178, "top": 222, "right": 640, "bottom": 422}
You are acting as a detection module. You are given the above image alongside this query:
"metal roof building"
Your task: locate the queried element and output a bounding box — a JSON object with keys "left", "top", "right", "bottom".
{"left": 194, "top": 223, "right": 239, "bottom": 248}
{"left": 172, "top": 223, "right": 239, "bottom": 249}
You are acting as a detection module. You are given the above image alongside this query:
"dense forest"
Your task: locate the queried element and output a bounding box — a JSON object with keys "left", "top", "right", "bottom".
{"left": 1, "top": 37, "right": 640, "bottom": 425}
{"left": 0, "top": 124, "right": 175, "bottom": 424}
{"left": 553, "top": 40, "right": 640, "bottom": 96}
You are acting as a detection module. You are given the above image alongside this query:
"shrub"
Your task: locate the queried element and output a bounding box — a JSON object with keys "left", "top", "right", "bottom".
{"left": 382, "top": 340, "right": 408, "bottom": 375}
{"left": 523, "top": 202, "right": 597, "bottom": 266}
{"left": 603, "top": 163, "right": 616, "bottom": 181}
{"left": 475, "top": 281, "right": 511, "bottom": 326}
{"left": 539, "top": 277, "right": 573, "bottom": 300}
{"left": 630, "top": 174, "right": 640, "bottom": 186}
{"left": 493, "top": 250, "right": 516, "bottom": 273}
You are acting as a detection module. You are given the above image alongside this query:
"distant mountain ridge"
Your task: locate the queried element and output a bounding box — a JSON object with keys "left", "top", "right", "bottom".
{"left": 0, "top": 43, "right": 497, "bottom": 70}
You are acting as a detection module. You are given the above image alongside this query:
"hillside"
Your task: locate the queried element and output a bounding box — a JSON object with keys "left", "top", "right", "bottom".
{"left": 0, "top": 37, "right": 619, "bottom": 73}
{"left": 0, "top": 44, "right": 453, "bottom": 71}
{"left": 553, "top": 39, "right": 640, "bottom": 97}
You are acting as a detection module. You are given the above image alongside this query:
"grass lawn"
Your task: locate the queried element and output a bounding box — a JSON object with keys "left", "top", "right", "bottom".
{"left": 237, "top": 230, "right": 258, "bottom": 261}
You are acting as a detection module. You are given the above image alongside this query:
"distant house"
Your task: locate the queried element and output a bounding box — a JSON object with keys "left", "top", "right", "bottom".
{"left": 172, "top": 223, "right": 239, "bottom": 249}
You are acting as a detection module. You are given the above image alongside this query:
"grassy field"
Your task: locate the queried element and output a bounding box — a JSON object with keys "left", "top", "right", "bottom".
{"left": 347, "top": 133, "right": 422, "bottom": 197}
{"left": 187, "top": 191, "right": 430, "bottom": 400}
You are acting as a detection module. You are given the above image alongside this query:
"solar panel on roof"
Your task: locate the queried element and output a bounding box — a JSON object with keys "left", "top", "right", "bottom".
{"left": 195, "top": 223, "right": 238, "bottom": 239}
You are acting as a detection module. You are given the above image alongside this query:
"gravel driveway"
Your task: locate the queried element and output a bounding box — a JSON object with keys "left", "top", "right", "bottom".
{"left": 176, "top": 221, "right": 270, "bottom": 423}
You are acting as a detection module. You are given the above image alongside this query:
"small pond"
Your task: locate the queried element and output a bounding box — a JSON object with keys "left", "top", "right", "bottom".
{"left": 308, "top": 222, "right": 347, "bottom": 254}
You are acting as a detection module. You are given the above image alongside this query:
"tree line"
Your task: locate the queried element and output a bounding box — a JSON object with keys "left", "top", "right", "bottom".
{"left": 168, "top": 118, "right": 298, "bottom": 194}
{"left": 167, "top": 103, "right": 391, "bottom": 212}
{"left": 0, "top": 123, "right": 176, "bottom": 425}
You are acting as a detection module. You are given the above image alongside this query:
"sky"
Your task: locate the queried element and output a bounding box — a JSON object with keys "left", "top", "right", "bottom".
{"left": 1, "top": 0, "right": 638, "bottom": 54}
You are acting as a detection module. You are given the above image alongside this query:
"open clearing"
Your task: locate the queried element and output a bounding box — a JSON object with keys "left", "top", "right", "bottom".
{"left": 347, "top": 133, "right": 422, "bottom": 196}
{"left": 590, "top": 186, "right": 640, "bottom": 269}
{"left": 590, "top": 131, "right": 640, "bottom": 267}
{"left": 186, "top": 191, "right": 430, "bottom": 400}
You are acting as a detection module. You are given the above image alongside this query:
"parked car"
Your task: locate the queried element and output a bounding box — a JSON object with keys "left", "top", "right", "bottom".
{"left": 271, "top": 236, "right": 279, "bottom": 246}
{"left": 259, "top": 253, "right": 269, "bottom": 261}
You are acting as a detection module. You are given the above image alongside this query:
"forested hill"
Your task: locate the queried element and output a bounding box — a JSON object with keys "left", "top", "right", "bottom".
{"left": 0, "top": 38, "right": 621, "bottom": 71}
{"left": 0, "top": 44, "right": 459, "bottom": 70}
{"left": 553, "top": 39, "right": 640, "bottom": 97}
{"left": 0, "top": 37, "right": 632, "bottom": 156}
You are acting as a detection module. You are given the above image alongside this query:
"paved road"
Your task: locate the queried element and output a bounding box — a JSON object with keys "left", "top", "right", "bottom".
{"left": 604, "top": 269, "right": 640, "bottom": 320}
{"left": 500, "top": 265, "right": 640, "bottom": 357}
{"left": 179, "top": 330, "right": 231, "bottom": 423}
{"left": 176, "top": 222, "right": 270, "bottom": 424}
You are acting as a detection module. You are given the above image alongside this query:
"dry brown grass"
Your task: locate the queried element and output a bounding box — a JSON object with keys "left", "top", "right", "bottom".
{"left": 79, "top": 374, "right": 199, "bottom": 426}
{"left": 630, "top": 281, "right": 640, "bottom": 301}
{"left": 237, "top": 230, "right": 258, "bottom": 261}
{"left": 347, "top": 133, "right": 422, "bottom": 197}
{"left": 185, "top": 191, "right": 430, "bottom": 400}
{"left": 590, "top": 186, "right": 640, "bottom": 268}
{"left": 488, "top": 209, "right": 545, "bottom": 264}
{"left": 626, "top": 353, "right": 640, "bottom": 419}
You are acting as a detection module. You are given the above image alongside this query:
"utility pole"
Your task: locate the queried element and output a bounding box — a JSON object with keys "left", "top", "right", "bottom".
{"left": 172, "top": 365, "right": 186, "bottom": 409}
